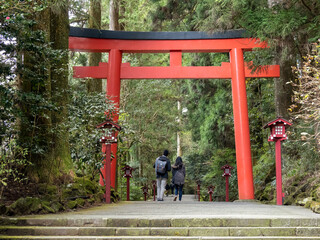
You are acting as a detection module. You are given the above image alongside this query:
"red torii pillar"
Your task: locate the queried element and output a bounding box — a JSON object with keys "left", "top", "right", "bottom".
{"left": 103, "top": 49, "right": 122, "bottom": 188}
{"left": 69, "top": 27, "right": 280, "bottom": 200}
{"left": 230, "top": 48, "right": 254, "bottom": 199}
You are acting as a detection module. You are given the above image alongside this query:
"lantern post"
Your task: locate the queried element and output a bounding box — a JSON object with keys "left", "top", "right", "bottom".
{"left": 152, "top": 180, "right": 157, "bottom": 201}
{"left": 141, "top": 185, "right": 149, "bottom": 201}
{"left": 263, "top": 117, "right": 292, "bottom": 205}
{"left": 221, "top": 164, "right": 233, "bottom": 202}
{"left": 122, "top": 165, "right": 133, "bottom": 201}
{"left": 96, "top": 119, "right": 121, "bottom": 204}
{"left": 196, "top": 180, "right": 201, "bottom": 201}
{"left": 208, "top": 185, "right": 215, "bottom": 202}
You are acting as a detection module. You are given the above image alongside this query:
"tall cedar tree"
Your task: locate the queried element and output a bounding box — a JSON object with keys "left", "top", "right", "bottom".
{"left": 18, "top": 1, "right": 72, "bottom": 182}
{"left": 87, "top": 0, "right": 102, "bottom": 93}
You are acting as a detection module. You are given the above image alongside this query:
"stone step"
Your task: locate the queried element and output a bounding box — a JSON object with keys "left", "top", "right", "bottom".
{"left": 1, "top": 236, "right": 320, "bottom": 240}
{"left": 1, "top": 217, "right": 318, "bottom": 228}
{"left": 1, "top": 226, "right": 320, "bottom": 237}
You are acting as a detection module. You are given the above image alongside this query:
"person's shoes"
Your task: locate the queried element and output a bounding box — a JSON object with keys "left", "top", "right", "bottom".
{"left": 173, "top": 196, "right": 177, "bottom": 201}
{"left": 158, "top": 199, "right": 163, "bottom": 201}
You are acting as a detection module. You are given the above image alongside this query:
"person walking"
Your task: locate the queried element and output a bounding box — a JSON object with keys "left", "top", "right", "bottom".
{"left": 172, "top": 156, "right": 185, "bottom": 201}
{"left": 154, "top": 150, "right": 171, "bottom": 201}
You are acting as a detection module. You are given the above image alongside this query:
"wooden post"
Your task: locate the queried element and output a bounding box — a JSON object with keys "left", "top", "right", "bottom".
{"left": 230, "top": 48, "right": 254, "bottom": 200}
{"left": 126, "top": 177, "right": 130, "bottom": 201}
{"left": 225, "top": 175, "right": 230, "bottom": 202}
{"left": 107, "top": 49, "right": 122, "bottom": 188}
{"left": 275, "top": 140, "right": 283, "bottom": 205}
{"left": 105, "top": 143, "right": 111, "bottom": 203}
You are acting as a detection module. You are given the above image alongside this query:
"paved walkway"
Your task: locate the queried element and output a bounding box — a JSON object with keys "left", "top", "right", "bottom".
{"left": 30, "top": 195, "right": 320, "bottom": 220}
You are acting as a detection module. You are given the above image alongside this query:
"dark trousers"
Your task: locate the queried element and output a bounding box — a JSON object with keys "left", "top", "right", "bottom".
{"left": 174, "top": 184, "right": 184, "bottom": 201}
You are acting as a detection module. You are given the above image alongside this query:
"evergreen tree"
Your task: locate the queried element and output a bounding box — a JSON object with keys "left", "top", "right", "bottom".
{"left": 1, "top": 1, "right": 72, "bottom": 182}
{"left": 87, "top": 0, "right": 102, "bottom": 93}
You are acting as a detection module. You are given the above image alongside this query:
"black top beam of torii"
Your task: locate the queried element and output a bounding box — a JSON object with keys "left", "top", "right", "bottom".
{"left": 69, "top": 26, "right": 247, "bottom": 40}
{"left": 68, "top": 27, "right": 278, "bottom": 80}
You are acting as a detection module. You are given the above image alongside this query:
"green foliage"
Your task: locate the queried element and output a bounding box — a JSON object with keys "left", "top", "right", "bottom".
{"left": 185, "top": 152, "right": 210, "bottom": 183}
{"left": 150, "top": 0, "right": 199, "bottom": 31}
{"left": 119, "top": 77, "right": 180, "bottom": 186}
{"left": 199, "top": 0, "right": 320, "bottom": 41}
{"left": 0, "top": 12, "right": 68, "bottom": 180}
{"left": 69, "top": 0, "right": 90, "bottom": 26}
{"left": 253, "top": 144, "right": 275, "bottom": 200}
{"left": 119, "top": 181, "right": 148, "bottom": 201}
{"left": 68, "top": 88, "right": 115, "bottom": 179}
{"left": 183, "top": 53, "right": 235, "bottom": 153}
{"left": 0, "top": 139, "right": 30, "bottom": 199}
{"left": 120, "top": 0, "right": 158, "bottom": 31}
{"left": 284, "top": 133, "right": 320, "bottom": 175}
{"left": 186, "top": 148, "right": 237, "bottom": 201}
{"left": 1, "top": 0, "right": 49, "bottom": 16}
{"left": 290, "top": 42, "right": 320, "bottom": 154}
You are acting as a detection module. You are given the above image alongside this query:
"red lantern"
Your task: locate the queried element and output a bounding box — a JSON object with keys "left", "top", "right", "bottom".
{"left": 263, "top": 117, "right": 292, "bottom": 205}
{"left": 221, "top": 164, "right": 233, "bottom": 177}
{"left": 196, "top": 180, "right": 201, "bottom": 201}
{"left": 122, "top": 165, "right": 133, "bottom": 178}
{"left": 207, "top": 185, "right": 215, "bottom": 202}
{"left": 221, "top": 164, "right": 233, "bottom": 202}
{"left": 97, "top": 119, "right": 121, "bottom": 144}
{"left": 152, "top": 180, "right": 157, "bottom": 201}
{"left": 141, "top": 186, "right": 149, "bottom": 201}
{"left": 264, "top": 117, "right": 292, "bottom": 142}
{"left": 122, "top": 165, "right": 133, "bottom": 201}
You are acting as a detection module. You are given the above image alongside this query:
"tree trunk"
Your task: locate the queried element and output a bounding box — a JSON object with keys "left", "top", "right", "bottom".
{"left": 274, "top": 39, "right": 295, "bottom": 119}
{"left": 18, "top": 2, "right": 72, "bottom": 182}
{"left": 18, "top": 8, "right": 54, "bottom": 182}
{"left": 49, "top": 0, "right": 72, "bottom": 179}
{"left": 268, "top": 0, "right": 294, "bottom": 119}
{"left": 177, "top": 100, "right": 182, "bottom": 157}
{"left": 138, "top": 145, "right": 143, "bottom": 178}
{"left": 87, "top": 0, "right": 102, "bottom": 93}
{"left": 109, "top": 0, "right": 120, "bottom": 31}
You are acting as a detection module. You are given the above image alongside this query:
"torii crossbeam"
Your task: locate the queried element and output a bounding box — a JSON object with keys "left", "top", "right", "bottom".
{"left": 69, "top": 27, "right": 280, "bottom": 201}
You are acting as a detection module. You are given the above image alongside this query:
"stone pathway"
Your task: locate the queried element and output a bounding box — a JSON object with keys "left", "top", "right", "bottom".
{"left": 30, "top": 195, "right": 320, "bottom": 220}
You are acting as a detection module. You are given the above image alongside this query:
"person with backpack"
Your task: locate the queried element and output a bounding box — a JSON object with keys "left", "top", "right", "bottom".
{"left": 154, "top": 149, "right": 171, "bottom": 201}
{"left": 172, "top": 156, "right": 185, "bottom": 201}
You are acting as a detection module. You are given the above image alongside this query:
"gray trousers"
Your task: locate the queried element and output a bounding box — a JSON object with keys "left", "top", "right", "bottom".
{"left": 156, "top": 177, "right": 167, "bottom": 200}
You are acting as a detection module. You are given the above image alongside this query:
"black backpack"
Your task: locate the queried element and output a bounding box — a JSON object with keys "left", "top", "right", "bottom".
{"left": 155, "top": 157, "right": 167, "bottom": 174}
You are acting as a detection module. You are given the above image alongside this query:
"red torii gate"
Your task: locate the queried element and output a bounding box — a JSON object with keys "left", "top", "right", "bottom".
{"left": 69, "top": 27, "right": 280, "bottom": 200}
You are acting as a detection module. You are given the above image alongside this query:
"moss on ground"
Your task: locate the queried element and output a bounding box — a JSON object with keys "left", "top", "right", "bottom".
{"left": 0, "top": 177, "right": 119, "bottom": 216}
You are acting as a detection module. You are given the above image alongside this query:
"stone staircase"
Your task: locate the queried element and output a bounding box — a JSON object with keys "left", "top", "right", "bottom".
{"left": 1, "top": 216, "right": 320, "bottom": 239}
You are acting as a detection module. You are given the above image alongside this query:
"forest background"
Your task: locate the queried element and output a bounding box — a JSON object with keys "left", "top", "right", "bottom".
{"left": 0, "top": 0, "right": 320, "bottom": 214}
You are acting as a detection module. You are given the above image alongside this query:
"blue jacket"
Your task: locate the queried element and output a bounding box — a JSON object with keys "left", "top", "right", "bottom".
{"left": 154, "top": 155, "right": 171, "bottom": 179}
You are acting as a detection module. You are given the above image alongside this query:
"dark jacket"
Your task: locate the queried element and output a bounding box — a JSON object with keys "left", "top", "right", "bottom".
{"left": 172, "top": 164, "right": 185, "bottom": 185}
{"left": 154, "top": 155, "right": 171, "bottom": 179}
